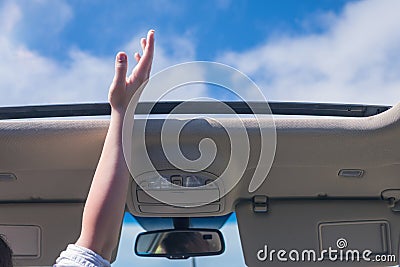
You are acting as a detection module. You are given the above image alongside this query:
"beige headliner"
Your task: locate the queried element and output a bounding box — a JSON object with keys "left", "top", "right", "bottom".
{"left": 2, "top": 102, "right": 400, "bottom": 265}
{"left": 1, "top": 103, "right": 400, "bottom": 206}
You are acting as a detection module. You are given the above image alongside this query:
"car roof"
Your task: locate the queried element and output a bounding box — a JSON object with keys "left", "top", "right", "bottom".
{"left": 1, "top": 101, "right": 400, "bottom": 266}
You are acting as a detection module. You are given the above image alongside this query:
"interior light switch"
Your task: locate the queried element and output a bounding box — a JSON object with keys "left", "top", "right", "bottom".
{"left": 171, "top": 175, "right": 183, "bottom": 186}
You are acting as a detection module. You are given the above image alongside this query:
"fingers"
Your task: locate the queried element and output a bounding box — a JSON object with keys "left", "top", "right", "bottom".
{"left": 129, "top": 30, "right": 155, "bottom": 82}
{"left": 138, "top": 30, "right": 155, "bottom": 72}
{"left": 113, "top": 52, "right": 128, "bottom": 87}
{"left": 140, "top": 38, "right": 146, "bottom": 52}
{"left": 134, "top": 52, "right": 141, "bottom": 63}
{"left": 144, "top": 30, "right": 155, "bottom": 58}
{"left": 136, "top": 38, "right": 146, "bottom": 63}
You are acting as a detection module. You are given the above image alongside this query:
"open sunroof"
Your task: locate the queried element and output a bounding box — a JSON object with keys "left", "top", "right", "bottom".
{"left": 0, "top": 102, "right": 391, "bottom": 120}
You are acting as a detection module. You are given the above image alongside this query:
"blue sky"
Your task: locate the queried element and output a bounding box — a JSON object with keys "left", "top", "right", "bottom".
{"left": 14, "top": 0, "right": 355, "bottom": 61}
{"left": 1, "top": 0, "right": 400, "bottom": 106}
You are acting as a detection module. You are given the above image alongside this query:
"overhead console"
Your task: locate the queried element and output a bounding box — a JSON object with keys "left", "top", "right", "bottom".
{"left": 128, "top": 170, "right": 225, "bottom": 217}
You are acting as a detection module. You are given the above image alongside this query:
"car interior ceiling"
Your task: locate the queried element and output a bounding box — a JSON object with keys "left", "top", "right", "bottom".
{"left": 1, "top": 101, "right": 400, "bottom": 266}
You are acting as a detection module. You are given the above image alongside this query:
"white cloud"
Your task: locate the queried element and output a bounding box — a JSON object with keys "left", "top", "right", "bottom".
{"left": 218, "top": 0, "right": 400, "bottom": 105}
{"left": 0, "top": 1, "right": 199, "bottom": 107}
{"left": 3, "top": 0, "right": 397, "bottom": 108}
{"left": 0, "top": 1, "right": 109, "bottom": 106}
{"left": 0, "top": 1, "right": 21, "bottom": 35}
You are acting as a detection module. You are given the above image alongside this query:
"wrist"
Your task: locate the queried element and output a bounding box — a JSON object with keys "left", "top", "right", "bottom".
{"left": 109, "top": 109, "right": 127, "bottom": 130}
{"left": 110, "top": 107, "right": 126, "bottom": 118}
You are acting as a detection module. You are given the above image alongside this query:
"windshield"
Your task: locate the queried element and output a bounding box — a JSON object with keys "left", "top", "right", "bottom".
{"left": 2, "top": 0, "right": 399, "bottom": 107}
{"left": 112, "top": 213, "right": 245, "bottom": 266}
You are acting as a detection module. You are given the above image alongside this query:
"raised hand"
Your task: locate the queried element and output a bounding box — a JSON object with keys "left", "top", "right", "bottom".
{"left": 108, "top": 29, "right": 155, "bottom": 112}
{"left": 74, "top": 30, "right": 155, "bottom": 262}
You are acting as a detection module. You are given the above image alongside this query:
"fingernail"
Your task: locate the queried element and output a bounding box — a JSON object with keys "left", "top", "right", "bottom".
{"left": 118, "top": 53, "right": 126, "bottom": 62}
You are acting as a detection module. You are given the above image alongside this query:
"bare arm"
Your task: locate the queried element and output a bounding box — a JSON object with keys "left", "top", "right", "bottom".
{"left": 75, "top": 30, "right": 155, "bottom": 261}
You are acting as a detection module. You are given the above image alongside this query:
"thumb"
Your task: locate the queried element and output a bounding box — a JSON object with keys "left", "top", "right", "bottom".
{"left": 113, "top": 52, "right": 128, "bottom": 87}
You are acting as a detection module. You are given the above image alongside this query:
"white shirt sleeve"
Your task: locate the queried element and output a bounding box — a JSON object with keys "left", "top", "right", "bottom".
{"left": 54, "top": 244, "right": 111, "bottom": 267}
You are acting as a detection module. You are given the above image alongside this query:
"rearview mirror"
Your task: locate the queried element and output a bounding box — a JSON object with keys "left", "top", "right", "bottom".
{"left": 135, "top": 229, "right": 225, "bottom": 259}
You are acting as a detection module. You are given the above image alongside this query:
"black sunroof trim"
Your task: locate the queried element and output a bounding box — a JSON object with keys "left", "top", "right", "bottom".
{"left": 0, "top": 102, "right": 391, "bottom": 120}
